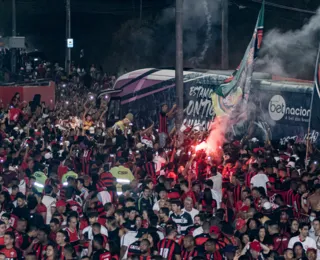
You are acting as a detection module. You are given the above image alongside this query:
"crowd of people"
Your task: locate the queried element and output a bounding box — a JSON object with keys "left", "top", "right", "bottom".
{"left": 0, "top": 70, "right": 320, "bottom": 260}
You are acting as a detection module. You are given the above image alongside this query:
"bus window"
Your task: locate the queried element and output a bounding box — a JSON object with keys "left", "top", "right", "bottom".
{"left": 108, "top": 98, "right": 121, "bottom": 122}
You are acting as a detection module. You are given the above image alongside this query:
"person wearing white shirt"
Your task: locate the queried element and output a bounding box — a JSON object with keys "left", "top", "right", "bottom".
{"left": 182, "top": 197, "right": 199, "bottom": 223}
{"left": 250, "top": 171, "right": 269, "bottom": 193}
{"left": 152, "top": 189, "right": 168, "bottom": 213}
{"left": 209, "top": 166, "right": 222, "bottom": 195}
{"left": 309, "top": 217, "right": 320, "bottom": 260}
{"left": 288, "top": 223, "right": 316, "bottom": 251}
{"left": 82, "top": 212, "right": 108, "bottom": 240}
{"left": 120, "top": 230, "right": 138, "bottom": 259}
{"left": 42, "top": 186, "right": 56, "bottom": 224}
{"left": 204, "top": 179, "right": 221, "bottom": 209}
{"left": 153, "top": 150, "right": 167, "bottom": 174}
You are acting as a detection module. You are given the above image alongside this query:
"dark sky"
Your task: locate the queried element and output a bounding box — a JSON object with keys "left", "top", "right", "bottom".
{"left": 0, "top": 0, "right": 319, "bottom": 76}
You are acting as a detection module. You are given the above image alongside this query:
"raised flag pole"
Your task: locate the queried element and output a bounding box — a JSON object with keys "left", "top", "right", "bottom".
{"left": 305, "top": 44, "right": 320, "bottom": 169}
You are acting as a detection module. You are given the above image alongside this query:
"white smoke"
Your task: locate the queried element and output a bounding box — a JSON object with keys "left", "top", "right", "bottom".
{"left": 189, "top": 0, "right": 213, "bottom": 65}
{"left": 257, "top": 7, "right": 320, "bottom": 78}
{"left": 158, "top": 0, "right": 220, "bottom": 66}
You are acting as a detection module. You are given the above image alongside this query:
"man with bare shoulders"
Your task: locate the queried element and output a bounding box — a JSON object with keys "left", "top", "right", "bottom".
{"left": 307, "top": 184, "right": 320, "bottom": 215}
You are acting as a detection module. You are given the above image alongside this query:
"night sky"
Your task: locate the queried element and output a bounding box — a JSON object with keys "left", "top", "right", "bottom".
{"left": 0, "top": 0, "right": 319, "bottom": 77}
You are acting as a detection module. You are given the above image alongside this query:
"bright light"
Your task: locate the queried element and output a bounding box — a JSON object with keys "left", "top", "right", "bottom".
{"left": 117, "top": 179, "right": 130, "bottom": 184}
{"left": 105, "top": 95, "right": 108, "bottom": 99}
{"left": 34, "top": 58, "right": 38, "bottom": 61}
{"left": 90, "top": 96, "right": 94, "bottom": 100}
{"left": 34, "top": 182, "right": 44, "bottom": 188}
{"left": 63, "top": 182, "right": 68, "bottom": 186}
{"left": 195, "top": 142, "right": 208, "bottom": 151}
{"left": 117, "top": 191, "right": 123, "bottom": 195}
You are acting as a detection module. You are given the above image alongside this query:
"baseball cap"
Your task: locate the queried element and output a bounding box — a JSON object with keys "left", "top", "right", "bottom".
{"left": 56, "top": 200, "right": 67, "bottom": 207}
{"left": 307, "top": 248, "right": 317, "bottom": 254}
{"left": 235, "top": 218, "right": 246, "bottom": 231}
{"left": 209, "top": 226, "right": 220, "bottom": 234}
{"left": 250, "top": 241, "right": 262, "bottom": 252}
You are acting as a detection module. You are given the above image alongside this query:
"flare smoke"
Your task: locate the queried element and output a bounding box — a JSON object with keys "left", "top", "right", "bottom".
{"left": 257, "top": 7, "right": 320, "bottom": 78}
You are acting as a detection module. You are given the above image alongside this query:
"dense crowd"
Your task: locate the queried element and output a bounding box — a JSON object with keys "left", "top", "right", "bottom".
{"left": 0, "top": 74, "right": 320, "bottom": 260}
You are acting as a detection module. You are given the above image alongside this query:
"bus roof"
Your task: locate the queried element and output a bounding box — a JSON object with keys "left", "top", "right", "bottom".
{"left": 98, "top": 68, "right": 313, "bottom": 99}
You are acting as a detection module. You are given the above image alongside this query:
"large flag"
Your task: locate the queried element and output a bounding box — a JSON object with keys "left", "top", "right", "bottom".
{"left": 212, "top": 1, "right": 265, "bottom": 119}
{"left": 310, "top": 45, "right": 320, "bottom": 131}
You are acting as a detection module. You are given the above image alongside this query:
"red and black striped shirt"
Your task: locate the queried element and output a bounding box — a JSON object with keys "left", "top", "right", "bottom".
{"left": 143, "top": 162, "right": 157, "bottom": 184}
{"left": 157, "top": 238, "right": 181, "bottom": 260}
{"left": 81, "top": 149, "right": 92, "bottom": 175}
{"left": 181, "top": 247, "right": 199, "bottom": 259}
{"left": 159, "top": 112, "right": 168, "bottom": 134}
{"left": 100, "top": 172, "right": 114, "bottom": 188}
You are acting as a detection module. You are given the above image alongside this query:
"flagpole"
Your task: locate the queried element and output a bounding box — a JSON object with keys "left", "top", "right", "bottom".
{"left": 305, "top": 44, "right": 320, "bottom": 169}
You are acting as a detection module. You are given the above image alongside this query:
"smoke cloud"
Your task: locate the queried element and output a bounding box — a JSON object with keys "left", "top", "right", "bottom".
{"left": 160, "top": 0, "right": 220, "bottom": 66}
{"left": 257, "top": 7, "right": 320, "bottom": 78}
{"left": 108, "top": 0, "right": 221, "bottom": 72}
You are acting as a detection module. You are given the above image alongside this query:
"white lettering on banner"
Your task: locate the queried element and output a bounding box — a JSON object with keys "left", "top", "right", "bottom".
{"left": 279, "top": 130, "right": 319, "bottom": 145}
{"left": 185, "top": 99, "right": 213, "bottom": 118}
{"left": 268, "top": 95, "right": 310, "bottom": 122}
{"left": 184, "top": 86, "right": 214, "bottom": 130}
{"left": 189, "top": 86, "right": 214, "bottom": 99}
{"left": 183, "top": 118, "right": 211, "bottom": 131}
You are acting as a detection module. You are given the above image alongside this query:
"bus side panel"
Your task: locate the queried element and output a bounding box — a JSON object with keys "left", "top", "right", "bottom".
{"left": 120, "top": 79, "right": 219, "bottom": 131}
{"left": 249, "top": 87, "right": 320, "bottom": 144}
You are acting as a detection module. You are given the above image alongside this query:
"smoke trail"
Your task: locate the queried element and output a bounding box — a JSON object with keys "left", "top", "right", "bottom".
{"left": 189, "top": 0, "right": 213, "bottom": 65}
{"left": 257, "top": 7, "right": 320, "bottom": 78}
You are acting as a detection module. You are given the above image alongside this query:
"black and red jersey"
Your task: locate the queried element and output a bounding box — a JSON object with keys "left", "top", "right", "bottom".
{"left": 92, "top": 249, "right": 111, "bottom": 260}
{"left": 127, "top": 240, "right": 141, "bottom": 257}
{"left": 157, "top": 238, "right": 181, "bottom": 260}
{"left": 65, "top": 227, "right": 80, "bottom": 252}
{"left": 66, "top": 199, "right": 83, "bottom": 217}
{"left": 100, "top": 172, "right": 114, "bottom": 188}
{"left": 204, "top": 251, "right": 223, "bottom": 260}
{"left": 33, "top": 242, "right": 52, "bottom": 260}
{"left": 81, "top": 149, "right": 92, "bottom": 175}
{"left": 143, "top": 162, "right": 157, "bottom": 184}
{"left": 194, "top": 233, "right": 210, "bottom": 246}
{"left": 15, "top": 231, "right": 32, "bottom": 250}
{"left": 181, "top": 247, "right": 199, "bottom": 259}
{"left": 158, "top": 112, "right": 168, "bottom": 134}
{"left": 57, "top": 244, "right": 67, "bottom": 260}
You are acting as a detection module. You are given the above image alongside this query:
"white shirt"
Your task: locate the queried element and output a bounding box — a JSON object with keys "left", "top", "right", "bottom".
{"left": 192, "top": 226, "right": 203, "bottom": 237}
{"left": 209, "top": 173, "right": 222, "bottom": 194}
{"left": 153, "top": 155, "right": 167, "bottom": 173}
{"left": 97, "top": 191, "right": 111, "bottom": 205}
{"left": 121, "top": 231, "right": 138, "bottom": 260}
{"left": 250, "top": 172, "right": 269, "bottom": 192}
{"left": 42, "top": 195, "right": 56, "bottom": 224}
{"left": 82, "top": 225, "right": 108, "bottom": 240}
{"left": 288, "top": 235, "right": 317, "bottom": 251}
{"left": 153, "top": 200, "right": 161, "bottom": 212}
{"left": 182, "top": 208, "right": 199, "bottom": 223}
{"left": 211, "top": 189, "right": 221, "bottom": 209}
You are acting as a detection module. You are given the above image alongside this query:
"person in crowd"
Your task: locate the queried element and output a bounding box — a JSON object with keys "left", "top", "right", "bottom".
{"left": 287, "top": 222, "right": 316, "bottom": 250}
{"left": 0, "top": 231, "right": 24, "bottom": 259}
